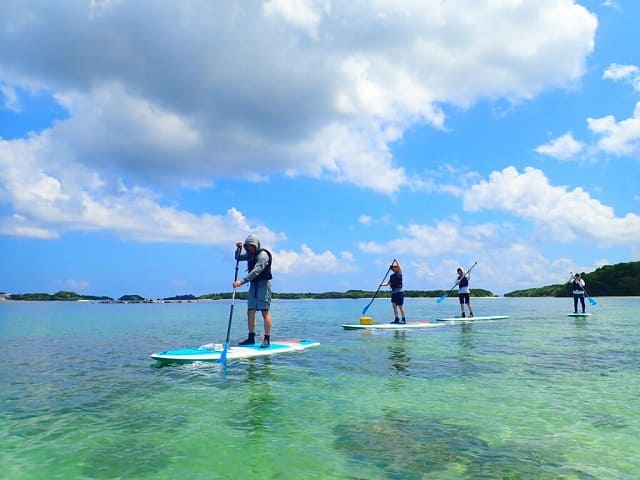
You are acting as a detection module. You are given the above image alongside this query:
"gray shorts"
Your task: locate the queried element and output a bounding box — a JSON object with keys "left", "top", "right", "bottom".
{"left": 247, "top": 280, "right": 272, "bottom": 311}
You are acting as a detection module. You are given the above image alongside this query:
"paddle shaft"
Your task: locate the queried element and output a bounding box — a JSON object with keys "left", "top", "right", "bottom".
{"left": 437, "top": 261, "right": 478, "bottom": 303}
{"left": 362, "top": 259, "right": 396, "bottom": 316}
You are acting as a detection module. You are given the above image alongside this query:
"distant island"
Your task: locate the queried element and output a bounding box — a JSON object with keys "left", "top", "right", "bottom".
{"left": 504, "top": 261, "right": 640, "bottom": 297}
{"left": 0, "top": 288, "right": 497, "bottom": 303}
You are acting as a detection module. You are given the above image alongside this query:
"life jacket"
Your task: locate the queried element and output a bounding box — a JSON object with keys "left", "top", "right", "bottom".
{"left": 248, "top": 249, "right": 272, "bottom": 283}
{"left": 572, "top": 280, "right": 584, "bottom": 292}
{"left": 458, "top": 275, "right": 469, "bottom": 288}
{"left": 389, "top": 272, "right": 403, "bottom": 292}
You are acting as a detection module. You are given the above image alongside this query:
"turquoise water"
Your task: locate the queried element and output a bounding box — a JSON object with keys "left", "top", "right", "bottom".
{"left": 1, "top": 297, "right": 639, "bottom": 479}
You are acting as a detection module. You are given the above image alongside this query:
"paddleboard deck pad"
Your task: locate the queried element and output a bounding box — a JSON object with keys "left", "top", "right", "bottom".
{"left": 436, "top": 315, "right": 510, "bottom": 322}
{"left": 342, "top": 321, "right": 443, "bottom": 330}
{"left": 151, "top": 340, "right": 319, "bottom": 362}
{"left": 567, "top": 313, "right": 591, "bottom": 317}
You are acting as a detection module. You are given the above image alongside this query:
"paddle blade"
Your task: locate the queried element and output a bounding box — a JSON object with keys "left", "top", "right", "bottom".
{"left": 218, "top": 341, "right": 230, "bottom": 364}
{"left": 436, "top": 294, "right": 448, "bottom": 303}
{"left": 588, "top": 297, "right": 597, "bottom": 306}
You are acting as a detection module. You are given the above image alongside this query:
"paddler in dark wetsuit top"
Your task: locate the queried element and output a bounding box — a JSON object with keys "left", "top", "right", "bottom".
{"left": 381, "top": 260, "right": 406, "bottom": 324}
{"left": 233, "top": 234, "right": 273, "bottom": 348}
{"left": 456, "top": 266, "right": 474, "bottom": 318}
{"left": 570, "top": 273, "right": 586, "bottom": 314}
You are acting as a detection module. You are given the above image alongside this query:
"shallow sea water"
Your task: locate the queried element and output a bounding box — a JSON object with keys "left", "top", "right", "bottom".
{"left": 1, "top": 297, "right": 639, "bottom": 479}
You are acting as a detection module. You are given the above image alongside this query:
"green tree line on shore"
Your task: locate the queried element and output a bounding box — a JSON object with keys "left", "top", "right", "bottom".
{"left": 504, "top": 261, "right": 640, "bottom": 297}
{"left": 4, "top": 288, "right": 497, "bottom": 302}
{"left": 200, "top": 288, "right": 496, "bottom": 301}
{"left": 5, "top": 261, "right": 637, "bottom": 301}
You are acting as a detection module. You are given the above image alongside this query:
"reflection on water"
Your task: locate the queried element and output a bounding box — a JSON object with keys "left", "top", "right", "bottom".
{"left": 387, "top": 331, "right": 410, "bottom": 375}
{"left": 227, "top": 359, "right": 277, "bottom": 437}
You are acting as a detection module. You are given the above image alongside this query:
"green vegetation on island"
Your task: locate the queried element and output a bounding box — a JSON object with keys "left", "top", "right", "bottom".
{"left": 7, "top": 261, "right": 637, "bottom": 301}
{"left": 504, "top": 261, "right": 640, "bottom": 297}
{"left": 5, "top": 291, "right": 114, "bottom": 302}
{"left": 3, "top": 288, "right": 497, "bottom": 302}
{"left": 201, "top": 288, "right": 496, "bottom": 301}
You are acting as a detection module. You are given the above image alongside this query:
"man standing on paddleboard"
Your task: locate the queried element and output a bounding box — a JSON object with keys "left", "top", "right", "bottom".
{"left": 381, "top": 260, "right": 406, "bottom": 324}
{"left": 233, "top": 234, "right": 273, "bottom": 348}
{"left": 456, "top": 267, "right": 474, "bottom": 318}
{"left": 570, "top": 273, "right": 586, "bottom": 314}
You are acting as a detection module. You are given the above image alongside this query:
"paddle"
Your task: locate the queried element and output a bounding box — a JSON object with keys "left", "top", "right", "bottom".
{"left": 570, "top": 272, "right": 597, "bottom": 306}
{"left": 436, "top": 262, "right": 478, "bottom": 303}
{"left": 219, "top": 246, "right": 242, "bottom": 365}
{"left": 361, "top": 259, "right": 396, "bottom": 316}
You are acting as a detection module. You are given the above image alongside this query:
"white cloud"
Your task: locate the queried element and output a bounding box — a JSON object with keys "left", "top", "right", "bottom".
{"left": 601, "top": 1, "right": 619, "bottom": 9}
{"left": 356, "top": 216, "right": 587, "bottom": 294}
{"left": 603, "top": 63, "right": 640, "bottom": 92}
{"left": 587, "top": 101, "right": 640, "bottom": 156}
{"left": 535, "top": 132, "right": 585, "bottom": 160}
{"left": 357, "top": 213, "right": 392, "bottom": 227}
{"left": 358, "top": 214, "right": 372, "bottom": 226}
{"left": 0, "top": 1, "right": 598, "bottom": 238}
{"left": 358, "top": 218, "right": 507, "bottom": 259}
{"left": 0, "top": 140, "right": 281, "bottom": 244}
{"left": 274, "top": 244, "right": 355, "bottom": 274}
{"left": 539, "top": 64, "right": 640, "bottom": 162}
{"left": 603, "top": 63, "right": 638, "bottom": 82}
{"left": 263, "top": 0, "right": 325, "bottom": 40}
{"left": 463, "top": 166, "right": 640, "bottom": 245}
{"left": 1, "top": 84, "right": 21, "bottom": 112}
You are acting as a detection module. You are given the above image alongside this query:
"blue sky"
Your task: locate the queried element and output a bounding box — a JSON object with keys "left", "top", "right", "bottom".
{"left": 1, "top": 0, "right": 638, "bottom": 299}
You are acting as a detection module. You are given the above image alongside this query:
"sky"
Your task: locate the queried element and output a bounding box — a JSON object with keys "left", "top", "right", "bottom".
{"left": 1, "top": 0, "right": 639, "bottom": 299}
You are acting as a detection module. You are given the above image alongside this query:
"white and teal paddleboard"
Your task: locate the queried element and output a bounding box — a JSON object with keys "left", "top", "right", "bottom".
{"left": 567, "top": 313, "right": 591, "bottom": 317}
{"left": 151, "top": 340, "right": 319, "bottom": 362}
{"left": 436, "top": 315, "right": 510, "bottom": 322}
{"left": 342, "top": 321, "right": 443, "bottom": 330}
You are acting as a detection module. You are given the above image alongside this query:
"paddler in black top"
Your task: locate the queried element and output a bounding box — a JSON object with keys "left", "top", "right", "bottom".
{"left": 233, "top": 234, "right": 273, "bottom": 348}
{"left": 381, "top": 260, "right": 406, "bottom": 324}
{"left": 570, "top": 273, "right": 586, "bottom": 314}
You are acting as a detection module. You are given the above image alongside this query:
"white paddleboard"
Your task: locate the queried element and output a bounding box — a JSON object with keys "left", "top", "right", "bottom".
{"left": 151, "top": 340, "right": 319, "bottom": 362}
{"left": 567, "top": 313, "right": 591, "bottom": 317}
{"left": 342, "top": 321, "right": 443, "bottom": 330}
{"left": 436, "top": 315, "right": 510, "bottom": 322}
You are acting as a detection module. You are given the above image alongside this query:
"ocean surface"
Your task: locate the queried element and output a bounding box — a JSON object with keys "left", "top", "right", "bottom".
{"left": 1, "top": 296, "right": 639, "bottom": 479}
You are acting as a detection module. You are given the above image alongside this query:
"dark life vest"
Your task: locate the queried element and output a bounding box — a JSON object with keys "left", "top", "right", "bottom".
{"left": 572, "top": 280, "right": 584, "bottom": 292}
{"left": 458, "top": 275, "right": 469, "bottom": 287}
{"left": 389, "top": 272, "right": 403, "bottom": 291}
{"left": 248, "top": 249, "right": 272, "bottom": 283}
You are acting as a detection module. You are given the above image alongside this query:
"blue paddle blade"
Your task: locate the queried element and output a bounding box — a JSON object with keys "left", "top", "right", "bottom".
{"left": 588, "top": 297, "right": 597, "bottom": 306}
{"left": 219, "top": 342, "right": 229, "bottom": 364}
{"left": 436, "top": 294, "right": 447, "bottom": 303}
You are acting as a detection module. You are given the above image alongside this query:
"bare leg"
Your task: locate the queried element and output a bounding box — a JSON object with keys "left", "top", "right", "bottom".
{"left": 247, "top": 309, "right": 257, "bottom": 333}
{"left": 261, "top": 310, "right": 272, "bottom": 335}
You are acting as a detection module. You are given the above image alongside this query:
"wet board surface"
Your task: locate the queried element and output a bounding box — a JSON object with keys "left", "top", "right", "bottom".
{"left": 151, "top": 340, "right": 319, "bottom": 362}
{"left": 342, "top": 321, "right": 444, "bottom": 330}
{"left": 436, "top": 315, "right": 510, "bottom": 322}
